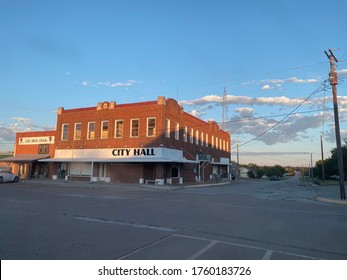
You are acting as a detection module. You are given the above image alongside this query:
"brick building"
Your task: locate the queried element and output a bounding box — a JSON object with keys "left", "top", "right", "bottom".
{"left": 0, "top": 130, "right": 55, "bottom": 179}
{"left": 3, "top": 97, "right": 231, "bottom": 184}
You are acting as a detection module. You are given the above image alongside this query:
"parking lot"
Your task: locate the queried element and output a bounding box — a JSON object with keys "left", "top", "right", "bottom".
{"left": 1, "top": 177, "right": 347, "bottom": 260}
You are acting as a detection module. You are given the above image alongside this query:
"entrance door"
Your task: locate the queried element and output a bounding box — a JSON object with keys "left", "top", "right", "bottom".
{"left": 144, "top": 163, "right": 155, "bottom": 181}
{"left": 98, "top": 163, "right": 106, "bottom": 181}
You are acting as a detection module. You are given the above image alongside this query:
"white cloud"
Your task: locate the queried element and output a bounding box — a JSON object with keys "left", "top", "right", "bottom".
{"left": 234, "top": 107, "right": 254, "bottom": 118}
{"left": 0, "top": 126, "right": 15, "bottom": 142}
{"left": 261, "top": 79, "right": 284, "bottom": 84}
{"left": 285, "top": 77, "right": 318, "bottom": 84}
{"left": 337, "top": 69, "right": 347, "bottom": 78}
{"left": 229, "top": 109, "right": 326, "bottom": 145}
{"left": 0, "top": 118, "right": 54, "bottom": 146}
{"left": 261, "top": 77, "right": 319, "bottom": 85}
{"left": 189, "top": 109, "right": 206, "bottom": 118}
{"left": 190, "top": 110, "right": 199, "bottom": 117}
{"left": 262, "top": 85, "right": 272, "bottom": 90}
{"left": 11, "top": 117, "right": 39, "bottom": 131}
{"left": 179, "top": 94, "right": 304, "bottom": 107}
{"left": 82, "top": 80, "right": 139, "bottom": 88}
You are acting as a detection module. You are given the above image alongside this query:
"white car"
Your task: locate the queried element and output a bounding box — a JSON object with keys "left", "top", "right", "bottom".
{"left": 0, "top": 169, "right": 19, "bottom": 183}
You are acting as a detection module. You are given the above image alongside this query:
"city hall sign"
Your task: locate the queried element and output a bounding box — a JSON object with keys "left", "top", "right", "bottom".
{"left": 112, "top": 148, "right": 156, "bottom": 157}
{"left": 53, "top": 147, "right": 183, "bottom": 162}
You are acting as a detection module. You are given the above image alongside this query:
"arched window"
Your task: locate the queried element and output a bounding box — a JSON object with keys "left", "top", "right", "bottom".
{"left": 171, "top": 165, "right": 179, "bottom": 178}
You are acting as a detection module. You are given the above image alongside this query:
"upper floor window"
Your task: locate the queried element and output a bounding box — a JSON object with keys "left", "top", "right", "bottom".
{"left": 201, "top": 132, "right": 204, "bottom": 146}
{"left": 190, "top": 128, "right": 194, "bottom": 143}
{"left": 131, "top": 118, "right": 139, "bottom": 137}
{"left": 61, "top": 124, "right": 69, "bottom": 140}
{"left": 175, "top": 122, "right": 179, "bottom": 140}
{"left": 195, "top": 130, "right": 199, "bottom": 145}
{"left": 74, "top": 123, "right": 82, "bottom": 140}
{"left": 183, "top": 126, "right": 187, "bottom": 142}
{"left": 38, "top": 144, "right": 49, "bottom": 154}
{"left": 115, "top": 119, "right": 124, "bottom": 138}
{"left": 101, "top": 120, "right": 109, "bottom": 139}
{"left": 147, "top": 117, "right": 156, "bottom": 137}
{"left": 165, "top": 118, "right": 170, "bottom": 138}
{"left": 87, "top": 122, "right": 95, "bottom": 139}
{"left": 205, "top": 133, "right": 209, "bottom": 147}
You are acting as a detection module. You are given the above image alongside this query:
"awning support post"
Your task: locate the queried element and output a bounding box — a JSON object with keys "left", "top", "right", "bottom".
{"left": 90, "top": 161, "right": 94, "bottom": 183}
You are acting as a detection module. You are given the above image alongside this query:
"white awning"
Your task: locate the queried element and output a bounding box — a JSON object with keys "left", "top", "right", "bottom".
{"left": 211, "top": 161, "right": 233, "bottom": 166}
{"left": 0, "top": 154, "right": 50, "bottom": 162}
{"left": 40, "top": 157, "right": 197, "bottom": 163}
{"left": 39, "top": 147, "right": 198, "bottom": 164}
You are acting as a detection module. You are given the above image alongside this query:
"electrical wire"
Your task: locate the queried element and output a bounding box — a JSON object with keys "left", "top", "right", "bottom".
{"left": 230, "top": 81, "right": 328, "bottom": 150}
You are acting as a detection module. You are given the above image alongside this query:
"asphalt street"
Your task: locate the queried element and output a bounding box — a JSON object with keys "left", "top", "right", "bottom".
{"left": 1, "top": 176, "right": 347, "bottom": 260}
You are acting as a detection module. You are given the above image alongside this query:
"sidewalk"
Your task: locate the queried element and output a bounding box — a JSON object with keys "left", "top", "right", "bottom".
{"left": 19, "top": 177, "right": 233, "bottom": 191}
{"left": 313, "top": 184, "right": 347, "bottom": 205}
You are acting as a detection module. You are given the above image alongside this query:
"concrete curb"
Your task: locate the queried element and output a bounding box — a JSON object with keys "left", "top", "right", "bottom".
{"left": 316, "top": 197, "right": 347, "bottom": 205}
{"left": 182, "top": 182, "right": 231, "bottom": 188}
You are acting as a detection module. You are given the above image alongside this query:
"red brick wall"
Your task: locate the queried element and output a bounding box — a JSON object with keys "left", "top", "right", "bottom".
{"left": 108, "top": 164, "right": 143, "bottom": 183}
{"left": 15, "top": 131, "right": 56, "bottom": 157}
{"left": 55, "top": 97, "right": 231, "bottom": 162}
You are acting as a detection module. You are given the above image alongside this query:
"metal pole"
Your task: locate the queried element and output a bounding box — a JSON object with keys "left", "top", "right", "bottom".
{"left": 310, "top": 153, "right": 313, "bottom": 180}
{"left": 320, "top": 135, "right": 325, "bottom": 183}
{"left": 325, "top": 49, "right": 346, "bottom": 200}
{"left": 236, "top": 145, "right": 239, "bottom": 181}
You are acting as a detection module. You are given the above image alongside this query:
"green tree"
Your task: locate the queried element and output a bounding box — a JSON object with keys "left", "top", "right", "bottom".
{"left": 265, "top": 165, "right": 285, "bottom": 178}
{"left": 256, "top": 168, "right": 266, "bottom": 179}
{"left": 314, "top": 140, "right": 347, "bottom": 180}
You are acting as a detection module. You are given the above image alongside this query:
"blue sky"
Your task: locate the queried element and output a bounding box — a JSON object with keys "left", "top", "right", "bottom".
{"left": 1, "top": 0, "right": 347, "bottom": 167}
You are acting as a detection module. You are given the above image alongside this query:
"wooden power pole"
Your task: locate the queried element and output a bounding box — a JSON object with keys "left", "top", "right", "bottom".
{"left": 324, "top": 49, "right": 346, "bottom": 200}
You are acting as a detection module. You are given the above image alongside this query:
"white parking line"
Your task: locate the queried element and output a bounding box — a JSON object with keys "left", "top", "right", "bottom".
{"left": 117, "top": 234, "right": 174, "bottom": 260}
{"left": 73, "top": 215, "right": 176, "bottom": 232}
{"left": 187, "top": 240, "right": 218, "bottom": 260}
{"left": 262, "top": 250, "right": 273, "bottom": 260}
{"left": 173, "top": 234, "right": 320, "bottom": 260}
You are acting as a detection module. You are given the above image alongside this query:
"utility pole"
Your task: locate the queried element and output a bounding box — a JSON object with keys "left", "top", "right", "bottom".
{"left": 236, "top": 144, "right": 240, "bottom": 181}
{"left": 320, "top": 135, "right": 325, "bottom": 183}
{"left": 310, "top": 153, "right": 313, "bottom": 180}
{"left": 324, "top": 49, "right": 346, "bottom": 200}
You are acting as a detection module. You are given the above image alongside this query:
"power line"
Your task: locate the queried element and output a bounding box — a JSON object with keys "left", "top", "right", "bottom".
{"left": 222, "top": 106, "right": 340, "bottom": 125}
{"left": 231, "top": 82, "right": 327, "bottom": 149}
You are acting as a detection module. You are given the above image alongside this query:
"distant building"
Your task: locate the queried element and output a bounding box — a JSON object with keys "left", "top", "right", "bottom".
{"left": 0, "top": 151, "right": 14, "bottom": 170}
{"left": 1, "top": 97, "right": 231, "bottom": 184}
{"left": 0, "top": 131, "right": 55, "bottom": 178}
